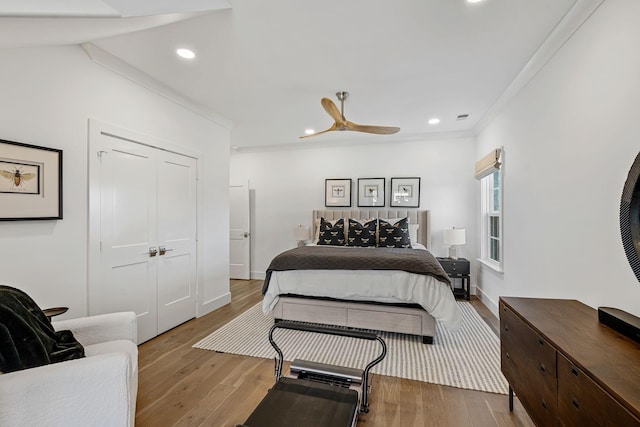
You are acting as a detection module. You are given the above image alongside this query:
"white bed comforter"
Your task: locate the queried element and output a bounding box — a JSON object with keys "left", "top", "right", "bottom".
{"left": 263, "top": 268, "right": 463, "bottom": 332}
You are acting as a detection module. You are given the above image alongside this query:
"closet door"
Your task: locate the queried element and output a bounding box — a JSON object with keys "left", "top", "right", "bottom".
{"left": 97, "top": 136, "right": 159, "bottom": 343}
{"left": 156, "top": 151, "right": 197, "bottom": 334}
{"left": 92, "top": 129, "right": 197, "bottom": 343}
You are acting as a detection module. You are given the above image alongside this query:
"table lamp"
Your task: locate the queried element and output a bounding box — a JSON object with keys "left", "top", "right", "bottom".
{"left": 443, "top": 227, "right": 466, "bottom": 259}
{"left": 293, "top": 224, "right": 310, "bottom": 247}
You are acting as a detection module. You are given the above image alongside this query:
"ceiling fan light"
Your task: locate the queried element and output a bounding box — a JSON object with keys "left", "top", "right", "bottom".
{"left": 176, "top": 48, "right": 196, "bottom": 59}
{"left": 428, "top": 118, "right": 441, "bottom": 125}
{"left": 304, "top": 129, "right": 315, "bottom": 135}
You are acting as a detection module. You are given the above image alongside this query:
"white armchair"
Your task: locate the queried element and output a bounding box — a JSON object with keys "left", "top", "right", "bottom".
{"left": 0, "top": 312, "right": 138, "bottom": 427}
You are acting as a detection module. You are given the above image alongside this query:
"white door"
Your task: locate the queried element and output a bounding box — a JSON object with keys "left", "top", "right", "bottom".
{"left": 157, "top": 152, "right": 197, "bottom": 334}
{"left": 97, "top": 138, "right": 159, "bottom": 343}
{"left": 93, "top": 131, "right": 197, "bottom": 343}
{"left": 229, "top": 184, "right": 250, "bottom": 279}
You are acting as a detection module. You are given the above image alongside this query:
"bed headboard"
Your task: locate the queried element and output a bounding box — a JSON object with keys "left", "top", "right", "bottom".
{"left": 312, "top": 209, "right": 431, "bottom": 249}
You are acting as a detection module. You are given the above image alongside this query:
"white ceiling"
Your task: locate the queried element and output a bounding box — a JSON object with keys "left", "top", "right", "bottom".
{"left": 0, "top": 0, "right": 582, "bottom": 149}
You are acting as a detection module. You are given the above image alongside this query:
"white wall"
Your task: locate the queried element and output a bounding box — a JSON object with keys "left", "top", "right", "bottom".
{"left": 476, "top": 0, "right": 640, "bottom": 315}
{"left": 230, "top": 136, "right": 477, "bottom": 280}
{"left": 0, "top": 45, "right": 230, "bottom": 319}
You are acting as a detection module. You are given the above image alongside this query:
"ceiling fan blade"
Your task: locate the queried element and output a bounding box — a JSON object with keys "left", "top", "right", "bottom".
{"left": 299, "top": 122, "right": 338, "bottom": 139}
{"left": 345, "top": 121, "right": 400, "bottom": 135}
{"left": 321, "top": 98, "right": 345, "bottom": 124}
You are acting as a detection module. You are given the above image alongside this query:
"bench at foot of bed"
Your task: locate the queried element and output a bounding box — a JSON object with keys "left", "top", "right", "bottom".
{"left": 271, "top": 296, "right": 436, "bottom": 344}
{"left": 275, "top": 317, "right": 434, "bottom": 345}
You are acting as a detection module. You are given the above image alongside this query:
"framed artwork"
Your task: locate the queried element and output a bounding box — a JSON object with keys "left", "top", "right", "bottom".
{"left": 390, "top": 177, "right": 420, "bottom": 207}
{"left": 0, "top": 139, "right": 63, "bottom": 220}
{"left": 358, "top": 178, "right": 385, "bottom": 207}
{"left": 325, "top": 178, "right": 351, "bottom": 207}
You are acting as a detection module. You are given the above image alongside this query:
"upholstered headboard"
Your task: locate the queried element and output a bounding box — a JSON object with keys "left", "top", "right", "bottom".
{"left": 312, "top": 209, "right": 431, "bottom": 249}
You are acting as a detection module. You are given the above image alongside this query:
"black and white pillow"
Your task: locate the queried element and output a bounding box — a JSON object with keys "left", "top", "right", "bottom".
{"left": 378, "top": 218, "right": 412, "bottom": 248}
{"left": 347, "top": 218, "right": 377, "bottom": 247}
{"left": 317, "top": 218, "right": 346, "bottom": 246}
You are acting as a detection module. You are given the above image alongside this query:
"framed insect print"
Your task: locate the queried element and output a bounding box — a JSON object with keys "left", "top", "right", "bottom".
{"left": 358, "top": 178, "right": 385, "bottom": 207}
{"left": 0, "top": 139, "right": 62, "bottom": 220}
{"left": 325, "top": 178, "right": 351, "bottom": 207}
{"left": 390, "top": 177, "right": 420, "bottom": 207}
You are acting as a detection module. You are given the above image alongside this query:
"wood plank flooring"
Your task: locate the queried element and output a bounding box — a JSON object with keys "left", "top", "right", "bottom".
{"left": 136, "top": 280, "right": 534, "bottom": 426}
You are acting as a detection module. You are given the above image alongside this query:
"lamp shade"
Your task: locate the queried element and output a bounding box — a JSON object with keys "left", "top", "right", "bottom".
{"left": 443, "top": 228, "right": 466, "bottom": 246}
{"left": 293, "top": 225, "right": 310, "bottom": 241}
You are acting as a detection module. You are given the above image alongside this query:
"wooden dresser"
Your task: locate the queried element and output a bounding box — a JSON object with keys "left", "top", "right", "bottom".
{"left": 500, "top": 297, "right": 640, "bottom": 426}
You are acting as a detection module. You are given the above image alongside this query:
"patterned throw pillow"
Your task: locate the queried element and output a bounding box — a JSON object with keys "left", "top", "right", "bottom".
{"left": 317, "top": 218, "right": 346, "bottom": 246}
{"left": 347, "top": 218, "right": 377, "bottom": 247}
{"left": 378, "top": 218, "right": 412, "bottom": 248}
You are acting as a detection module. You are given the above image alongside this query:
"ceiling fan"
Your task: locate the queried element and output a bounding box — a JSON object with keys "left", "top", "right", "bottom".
{"left": 300, "top": 91, "right": 400, "bottom": 138}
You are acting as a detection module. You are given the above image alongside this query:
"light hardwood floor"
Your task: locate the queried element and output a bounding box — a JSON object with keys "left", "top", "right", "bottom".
{"left": 135, "top": 280, "right": 534, "bottom": 426}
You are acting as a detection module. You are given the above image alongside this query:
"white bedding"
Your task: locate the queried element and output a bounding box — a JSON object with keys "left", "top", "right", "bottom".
{"left": 262, "top": 257, "right": 463, "bottom": 332}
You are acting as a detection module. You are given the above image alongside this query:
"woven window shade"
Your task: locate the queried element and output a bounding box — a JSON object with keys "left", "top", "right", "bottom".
{"left": 475, "top": 148, "right": 502, "bottom": 180}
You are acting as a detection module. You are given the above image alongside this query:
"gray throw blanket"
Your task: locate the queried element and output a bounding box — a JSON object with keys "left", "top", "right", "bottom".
{"left": 0, "top": 285, "right": 85, "bottom": 373}
{"left": 263, "top": 246, "right": 450, "bottom": 294}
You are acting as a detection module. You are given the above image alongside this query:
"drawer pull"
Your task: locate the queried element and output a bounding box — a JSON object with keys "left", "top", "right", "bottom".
{"left": 540, "top": 363, "right": 545, "bottom": 373}
{"left": 538, "top": 338, "right": 544, "bottom": 346}
{"left": 571, "top": 367, "right": 578, "bottom": 377}
{"left": 541, "top": 400, "right": 547, "bottom": 410}
{"left": 506, "top": 351, "right": 510, "bottom": 359}
{"left": 505, "top": 324, "right": 509, "bottom": 332}
{"left": 572, "top": 397, "right": 579, "bottom": 410}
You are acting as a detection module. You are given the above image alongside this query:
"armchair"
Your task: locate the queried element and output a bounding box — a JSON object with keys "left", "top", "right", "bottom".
{"left": 0, "top": 311, "right": 138, "bottom": 427}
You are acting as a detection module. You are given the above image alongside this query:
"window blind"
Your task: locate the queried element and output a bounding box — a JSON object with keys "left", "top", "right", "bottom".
{"left": 475, "top": 148, "right": 502, "bottom": 180}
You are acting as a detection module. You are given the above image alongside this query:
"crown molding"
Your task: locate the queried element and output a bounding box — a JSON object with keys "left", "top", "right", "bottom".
{"left": 81, "top": 42, "right": 234, "bottom": 129}
{"left": 473, "top": 0, "right": 604, "bottom": 133}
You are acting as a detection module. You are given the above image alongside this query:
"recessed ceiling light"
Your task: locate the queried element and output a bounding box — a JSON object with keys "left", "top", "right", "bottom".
{"left": 467, "top": 0, "right": 485, "bottom": 3}
{"left": 428, "top": 118, "right": 440, "bottom": 125}
{"left": 176, "top": 48, "right": 196, "bottom": 59}
{"left": 304, "top": 129, "right": 315, "bottom": 135}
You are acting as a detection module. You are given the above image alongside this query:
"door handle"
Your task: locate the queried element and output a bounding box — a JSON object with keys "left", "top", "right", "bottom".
{"left": 244, "top": 232, "right": 250, "bottom": 238}
{"left": 159, "top": 246, "right": 174, "bottom": 256}
{"left": 148, "top": 247, "right": 158, "bottom": 257}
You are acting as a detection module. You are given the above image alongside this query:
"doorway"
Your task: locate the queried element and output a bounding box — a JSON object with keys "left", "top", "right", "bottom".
{"left": 229, "top": 183, "right": 251, "bottom": 279}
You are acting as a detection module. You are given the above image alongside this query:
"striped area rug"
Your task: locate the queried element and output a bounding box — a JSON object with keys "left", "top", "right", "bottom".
{"left": 193, "top": 302, "right": 508, "bottom": 395}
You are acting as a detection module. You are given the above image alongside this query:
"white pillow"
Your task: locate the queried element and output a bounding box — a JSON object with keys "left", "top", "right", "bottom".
{"left": 409, "top": 223, "right": 420, "bottom": 245}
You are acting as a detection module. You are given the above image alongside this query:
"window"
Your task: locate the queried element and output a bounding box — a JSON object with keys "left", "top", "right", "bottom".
{"left": 487, "top": 171, "right": 501, "bottom": 263}
{"left": 476, "top": 148, "right": 503, "bottom": 271}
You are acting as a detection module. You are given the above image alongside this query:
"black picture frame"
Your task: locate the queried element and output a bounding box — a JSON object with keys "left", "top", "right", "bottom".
{"left": 358, "top": 178, "right": 385, "bottom": 207}
{"left": 390, "top": 177, "right": 420, "bottom": 208}
{"left": 325, "top": 178, "right": 351, "bottom": 207}
{"left": 0, "top": 139, "right": 63, "bottom": 220}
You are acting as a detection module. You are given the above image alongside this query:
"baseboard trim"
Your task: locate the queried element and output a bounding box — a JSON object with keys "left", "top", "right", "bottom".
{"left": 251, "top": 271, "right": 266, "bottom": 280}
{"left": 199, "top": 291, "right": 231, "bottom": 317}
{"left": 475, "top": 286, "right": 499, "bottom": 318}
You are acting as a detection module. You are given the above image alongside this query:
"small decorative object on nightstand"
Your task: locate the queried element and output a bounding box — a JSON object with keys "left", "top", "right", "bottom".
{"left": 443, "top": 227, "right": 466, "bottom": 259}
{"left": 293, "top": 224, "right": 310, "bottom": 247}
{"left": 437, "top": 257, "right": 470, "bottom": 300}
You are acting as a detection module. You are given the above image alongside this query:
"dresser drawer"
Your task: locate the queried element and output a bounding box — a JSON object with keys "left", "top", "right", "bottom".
{"left": 500, "top": 302, "right": 558, "bottom": 425}
{"left": 557, "top": 353, "right": 640, "bottom": 427}
{"left": 500, "top": 303, "right": 557, "bottom": 380}
{"left": 502, "top": 346, "right": 558, "bottom": 426}
{"left": 437, "top": 258, "right": 470, "bottom": 276}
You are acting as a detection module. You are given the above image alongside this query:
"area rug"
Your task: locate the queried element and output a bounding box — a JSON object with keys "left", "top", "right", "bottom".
{"left": 193, "top": 302, "right": 508, "bottom": 395}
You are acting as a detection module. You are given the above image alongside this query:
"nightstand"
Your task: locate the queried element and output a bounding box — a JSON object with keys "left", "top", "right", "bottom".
{"left": 436, "top": 257, "right": 470, "bottom": 300}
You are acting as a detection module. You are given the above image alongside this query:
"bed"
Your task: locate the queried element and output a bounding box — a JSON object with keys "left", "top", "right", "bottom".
{"left": 262, "top": 209, "right": 462, "bottom": 344}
